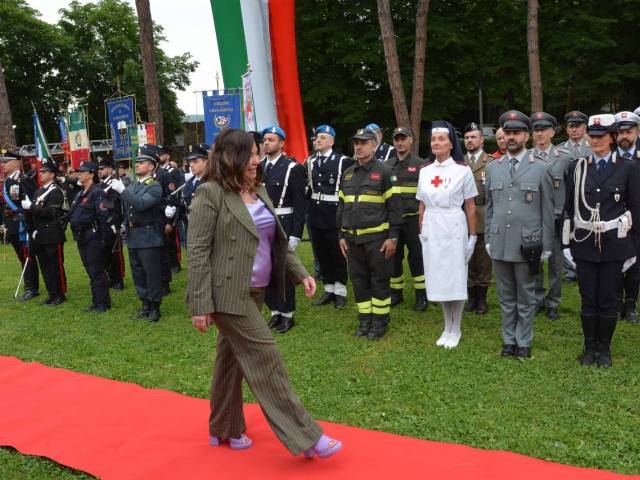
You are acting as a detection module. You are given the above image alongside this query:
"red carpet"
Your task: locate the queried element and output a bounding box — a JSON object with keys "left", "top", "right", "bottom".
{"left": 0, "top": 356, "right": 636, "bottom": 480}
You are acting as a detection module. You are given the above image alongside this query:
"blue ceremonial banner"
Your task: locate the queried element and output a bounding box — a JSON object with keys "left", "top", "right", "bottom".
{"left": 106, "top": 96, "right": 135, "bottom": 159}
{"left": 203, "top": 91, "right": 241, "bottom": 144}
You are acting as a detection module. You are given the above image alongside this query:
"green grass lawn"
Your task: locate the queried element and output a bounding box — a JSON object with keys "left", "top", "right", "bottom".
{"left": 1, "top": 240, "right": 639, "bottom": 478}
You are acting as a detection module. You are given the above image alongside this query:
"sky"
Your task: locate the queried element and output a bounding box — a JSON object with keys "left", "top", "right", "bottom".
{"left": 26, "top": 0, "right": 222, "bottom": 115}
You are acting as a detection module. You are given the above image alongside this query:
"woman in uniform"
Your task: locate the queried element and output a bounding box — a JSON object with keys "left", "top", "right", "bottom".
{"left": 417, "top": 121, "right": 478, "bottom": 348}
{"left": 565, "top": 114, "right": 640, "bottom": 367}
{"left": 68, "top": 161, "right": 112, "bottom": 313}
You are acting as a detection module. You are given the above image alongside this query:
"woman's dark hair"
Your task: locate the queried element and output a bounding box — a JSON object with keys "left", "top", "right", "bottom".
{"left": 203, "top": 128, "right": 262, "bottom": 192}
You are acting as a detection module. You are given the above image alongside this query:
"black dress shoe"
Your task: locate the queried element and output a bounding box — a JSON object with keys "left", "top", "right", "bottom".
{"left": 48, "top": 296, "right": 66, "bottom": 306}
{"left": 147, "top": 304, "right": 161, "bottom": 323}
{"left": 137, "top": 300, "right": 151, "bottom": 318}
{"left": 312, "top": 292, "right": 335, "bottom": 306}
{"left": 626, "top": 307, "right": 638, "bottom": 324}
{"left": 40, "top": 297, "right": 54, "bottom": 306}
{"left": 515, "top": 346, "right": 531, "bottom": 359}
{"left": 546, "top": 307, "right": 559, "bottom": 320}
{"left": 83, "top": 304, "right": 97, "bottom": 312}
{"left": 268, "top": 314, "right": 282, "bottom": 330}
{"left": 111, "top": 282, "right": 125, "bottom": 291}
{"left": 535, "top": 303, "right": 544, "bottom": 315}
{"left": 274, "top": 316, "right": 294, "bottom": 334}
{"left": 501, "top": 344, "right": 516, "bottom": 357}
{"left": 334, "top": 295, "right": 347, "bottom": 309}
{"left": 94, "top": 305, "right": 111, "bottom": 314}
{"left": 19, "top": 290, "right": 39, "bottom": 301}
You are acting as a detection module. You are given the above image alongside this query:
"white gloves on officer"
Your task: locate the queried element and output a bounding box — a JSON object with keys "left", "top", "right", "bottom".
{"left": 623, "top": 256, "right": 637, "bottom": 273}
{"left": 563, "top": 248, "right": 576, "bottom": 269}
{"left": 21, "top": 196, "right": 32, "bottom": 210}
{"left": 540, "top": 250, "right": 552, "bottom": 262}
{"left": 485, "top": 243, "right": 491, "bottom": 256}
{"left": 288, "top": 236, "right": 301, "bottom": 252}
{"left": 32, "top": 230, "right": 38, "bottom": 239}
{"left": 465, "top": 235, "right": 477, "bottom": 263}
{"left": 110, "top": 179, "right": 126, "bottom": 193}
{"left": 111, "top": 225, "right": 117, "bottom": 235}
{"left": 164, "top": 205, "right": 177, "bottom": 218}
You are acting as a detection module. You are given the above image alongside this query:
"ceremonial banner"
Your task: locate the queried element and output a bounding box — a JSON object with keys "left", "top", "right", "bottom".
{"left": 57, "top": 115, "right": 71, "bottom": 163}
{"left": 241, "top": 71, "right": 256, "bottom": 132}
{"left": 106, "top": 97, "right": 135, "bottom": 159}
{"left": 136, "top": 123, "right": 156, "bottom": 146}
{"left": 33, "top": 112, "right": 52, "bottom": 179}
{"left": 68, "top": 109, "right": 90, "bottom": 168}
{"left": 202, "top": 92, "right": 241, "bottom": 145}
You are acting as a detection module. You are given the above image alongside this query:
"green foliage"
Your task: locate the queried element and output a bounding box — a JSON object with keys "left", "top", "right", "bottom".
{"left": 0, "top": 0, "right": 197, "bottom": 146}
{"left": 1, "top": 241, "right": 639, "bottom": 477}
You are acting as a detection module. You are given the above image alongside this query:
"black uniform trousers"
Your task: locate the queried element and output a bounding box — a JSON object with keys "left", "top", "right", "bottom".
{"left": 390, "top": 216, "right": 425, "bottom": 291}
{"left": 164, "top": 226, "right": 181, "bottom": 269}
{"left": 619, "top": 262, "right": 640, "bottom": 308}
{"left": 33, "top": 242, "right": 66, "bottom": 299}
{"left": 78, "top": 237, "right": 111, "bottom": 309}
{"left": 265, "top": 214, "right": 295, "bottom": 314}
{"left": 8, "top": 234, "right": 39, "bottom": 293}
{"left": 346, "top": 238, "right": 392, "bottom": 323}
{"left": 575, "top": 259, "right": 624, "bottom": 317}
{"left": 129, "top": 246, "right": 163, "bottom": 303}
{"left": 159, "top": 242, "right": 172, "bottom": 288}
{"left": 308, "top": 226, "right": 347, "bottom": 288}
{"left": 105, "top": 236, "right": 125, "bottom": 287}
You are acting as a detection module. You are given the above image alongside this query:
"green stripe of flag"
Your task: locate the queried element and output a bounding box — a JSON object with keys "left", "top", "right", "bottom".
{"left": 210, "top": 0, "right": 248, "bottom": 89}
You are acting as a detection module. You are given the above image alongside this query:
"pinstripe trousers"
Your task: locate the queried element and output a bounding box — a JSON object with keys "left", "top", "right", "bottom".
{"left": 209, "top": 288, "right": 323, "bottom": 455}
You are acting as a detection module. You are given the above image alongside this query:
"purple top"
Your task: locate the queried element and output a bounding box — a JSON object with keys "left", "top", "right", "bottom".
{"left": 246, "top": 198, "right": 277, "bottom": 288}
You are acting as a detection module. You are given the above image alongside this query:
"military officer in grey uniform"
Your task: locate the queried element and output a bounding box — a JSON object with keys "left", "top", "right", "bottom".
{"left": 530, "top": 112, "right": 572, "bottom": 320}
{"left": 614, "top": 110, "right": 640, "bottom": 323}
{"left": 463, "top": 122, "right": 493, "bottom": 314}
{"left": 366, "top": 123, "right": 396, "bottom": 162}
{"left": 485, "top": 110, "right": 554, "bottom": 359}
{"left": 557, "top": 111, "right": 592, "bottom": 283}
{"left": 109, "top": 146, "right": 165, "bottom": 322}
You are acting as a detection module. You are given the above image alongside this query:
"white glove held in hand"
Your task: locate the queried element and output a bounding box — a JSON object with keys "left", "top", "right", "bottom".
{"left": 465, "top": 235, "right": 477, "bottom": 263}
{"left": 110, "top": 179, "right": 125, "bottom": 193}
{"left": 21, "top": 196, "right": 32, "bottom": 210}
{"left": 623, "top": 257, "right": 636, "bottom": 273}
{"left": 562, "top": 248, "right": 576, "bottom": 269}
{"left": 288, "top": 236, "right": 301, "bottom": 252}
{"left": 111, "top": 225, "right": 117, "bottom": 235}
{"left": 540, "top": 250, "right": 552, "bottom": 262}
{"left": 485, "top": 243, "right": 491, "bottom": 256}
{"left": 165, "top": 205, "right": 177, "bottom": 218}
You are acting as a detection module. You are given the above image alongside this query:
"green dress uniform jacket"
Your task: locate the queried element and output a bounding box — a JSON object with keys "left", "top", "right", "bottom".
{"left": 186, "top": 182, "right": 309, "bottom": 317}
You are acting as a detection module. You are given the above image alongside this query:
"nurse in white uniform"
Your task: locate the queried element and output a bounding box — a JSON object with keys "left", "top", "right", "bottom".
{"left": 417, "top": 121, "right": 478, "bottom": 348}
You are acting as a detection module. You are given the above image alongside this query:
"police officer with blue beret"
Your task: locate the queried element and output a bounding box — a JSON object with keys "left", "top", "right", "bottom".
{"left": 260, "top": 126, "right": 307, "bottom": 333}
{"left": 565, "top": 114, "right": 640, "bottom": 366}
{"left": 366, "top": 123, "right": 396, "bottom": 162}
{"left": 304, "top": 125, "right": 353, "bottom": 309}
{"left": 69, "top": 161, "right": 112, "bottom": 313}
{"left": 109, "top": 146, "right": 165, "bottom": 322}
{"left": 614, "top": 111, "right": 640, "bottom": 323}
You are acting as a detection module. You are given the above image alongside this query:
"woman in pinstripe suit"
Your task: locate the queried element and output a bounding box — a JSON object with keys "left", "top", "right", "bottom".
{"left": 187, "top": 129, "right": 342, "bottom": 459}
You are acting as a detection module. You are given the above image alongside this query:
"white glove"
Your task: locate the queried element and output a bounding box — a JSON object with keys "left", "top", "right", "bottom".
{"left": 485, "top": 243, "right": 491, "bottom": 256}
{"left": 465, "top": 235, "right": 477, "bottom": 263}
{"left": 288, "top": 236, "right": 301, "bottom": 251}
{"left": 120, "top": 225, "right": 127, "bottom": 235}
{"left": 21, "top": 196, "right": 32, "bottom": 210}
{"left": 32, "top": 230, "right": 38, "bottom": 239}
{"left": 563, "top": 248, "right": 576, "bottom": 269}
{"left": 111, "top": 225, "right": 117, "bottom": 235}
{"left": 110, "top": 179, "right": 125, "bottom": 193}
{"left": 540, "top": 250, "right": 552, "bottom": 262}
{"left": 623, "top": 256, "right": 637, "bottom": 273}
{"left": 165, "top": 205, "right": 177, "bottom": 218}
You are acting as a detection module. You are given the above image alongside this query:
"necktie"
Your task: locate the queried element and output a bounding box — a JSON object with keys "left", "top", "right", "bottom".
{"left": 510, "top": 157, "right": 518, "bottom": 178}
{"left": 317, "top": 155, "right": 326, "bottom": 167}
{"left": 597, "top": 159, "right": 606, "bottom": 176}
{"left": 623, "top": 151, "right": 632, "bottom": 159}
{"left": 265, "top": 162, "right": 273, "bottom": 174}
{"left": 573, "top": 143, "right": 580, "bottom": 158}
{"left": 469, "top": 154, "right": 475, "bottom": 165}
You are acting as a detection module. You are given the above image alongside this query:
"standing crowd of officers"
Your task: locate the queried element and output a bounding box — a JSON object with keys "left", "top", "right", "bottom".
{"left": 3, "top": 105, "right": 640, "bottom": 366}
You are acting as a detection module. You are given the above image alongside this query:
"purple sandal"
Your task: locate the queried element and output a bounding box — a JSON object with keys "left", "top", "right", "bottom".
{"left": 304, "top": 434, "right": 342, "bottom": 459}
{"left": 209, "top": 434, "right": 253, "bottom": 450}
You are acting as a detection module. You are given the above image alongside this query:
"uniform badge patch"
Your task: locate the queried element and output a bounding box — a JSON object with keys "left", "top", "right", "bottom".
{"left": 168, "top": 182, "right": 176, "bottom": 190}
{"left": 407, "top": 167, "right": 417, "bottom": 173}
{"left": 525, "top": 191, "right": 533, "bottom": 202}
{"left": 370, "top": 172, "right": 381, "bottom": 180}
{"left": 554, "top": 179, "right": 560, "bottom": 189}
{"left": 344, "top": 173, "right": 353, "bottom": 181}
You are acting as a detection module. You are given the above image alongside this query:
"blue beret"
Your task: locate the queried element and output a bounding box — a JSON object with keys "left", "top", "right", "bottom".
{"left": 261, "top": 125, "right": 286, "bottom": 140}
{"left": 315, "top": 125, "right": 335, "bottom": 137}
{"left": 365, "top": 123, "right": 381, "bottom": 131}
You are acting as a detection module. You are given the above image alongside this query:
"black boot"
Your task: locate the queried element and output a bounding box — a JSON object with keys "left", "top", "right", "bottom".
{"left": 580, "top": 313, "right": 599, "bottom": 366}
{"left": 465, "top": 286, "right": 478, "bottom": 312}
{"left": 475, "top": 286, "right": 489, "bottom": 315}
{"left": 624, "top": 301, "right": 638, "bottom": 324}
{"left": 354, "top": 314, "right": 371, "bottom": 337}
{"left": 147, "top": 301, "right": 161, "bottom": 323}
{"left": 274, "top": 315, "right": 295, "bottom": 333}
{"left": 334, "top": 295, "right": 347, "bottom": 309}
{"left": 367, "top": 316, "right": 389, "bottom": 340}
{"left": 390, "top": 290, "right": 403, "bottom": 307}
{"left": 414, "top": 289, "right": 428, "bottom": 311}
{"left": 312, "top": 292, "right": 335, "bottom": 306}
{"left": 596, "top": 315, "right": 617, "bottom": 368}
{"left": 268, "top": 314, "right": 282, "bottom": 330}
{"left": 137, "top": 299, "right": 151, "bottom": 318}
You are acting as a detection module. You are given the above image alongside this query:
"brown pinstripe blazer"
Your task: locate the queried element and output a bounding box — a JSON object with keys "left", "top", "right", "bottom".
{"left": 186, "top": 181, "right": 309, "bottom": 316}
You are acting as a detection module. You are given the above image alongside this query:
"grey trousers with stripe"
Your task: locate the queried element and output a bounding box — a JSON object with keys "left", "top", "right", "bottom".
{"left": 209, "top": 288, "right": 323, "bottom": 455}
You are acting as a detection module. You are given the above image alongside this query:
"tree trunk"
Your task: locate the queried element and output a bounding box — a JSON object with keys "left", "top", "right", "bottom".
{"left": 377, "top": 0, "right": 410, "bottom": 131}
{"left": 0, "top": 60, "right": 16, "bottom": 147}
{"left": 527, "top": 0, "right": 543, "bottom": 112}
{"left": 409, "top": 0, "right": 429, "bottom": 154}
{"left": 135, "top": 0, "right": 164, "bottom": 144}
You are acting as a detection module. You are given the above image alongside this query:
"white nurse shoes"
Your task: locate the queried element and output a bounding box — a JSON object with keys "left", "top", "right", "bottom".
{"left": 444, "top": 332, "right": 461, "bottom": 349}
{"left": 436, "top": 331, "right": 450, "bottom": 346}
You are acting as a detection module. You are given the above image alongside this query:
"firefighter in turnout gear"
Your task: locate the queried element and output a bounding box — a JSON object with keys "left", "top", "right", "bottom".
{"left": 337, "top": 128, "right": 403, "bottom": 339}
{"left": 304, "top": 124, "right": 353, "bottom": 309}
{"left": 386, "top": 126, "right": 428, "bottom": 311}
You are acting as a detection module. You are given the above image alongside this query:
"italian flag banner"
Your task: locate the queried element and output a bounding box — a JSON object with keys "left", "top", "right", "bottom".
{"left": 68, "top": 108, "right": 90, "bottom": 169}
{"left": 137, "top": 123, "right": 156, "bottom": 146}
{"left": 210, "top": 0, "right": 308, "bottom": 162}
{"left": 33, "top": 111, "right": 53, "bottom": 179}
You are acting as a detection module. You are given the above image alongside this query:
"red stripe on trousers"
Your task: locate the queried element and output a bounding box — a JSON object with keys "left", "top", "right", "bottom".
{"left": 57, "top": 244, "right": 67, "bottom": 294}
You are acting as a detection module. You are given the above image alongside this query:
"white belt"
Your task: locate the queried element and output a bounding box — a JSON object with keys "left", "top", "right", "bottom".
{"left": 574, "top": 213, "right": 630, "bottom": 233}
{"left": 275, "top": 207, "right": 294, "bottom": 215}
{"left": 311, "top": 192, "right": 339, "bottom": 202}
